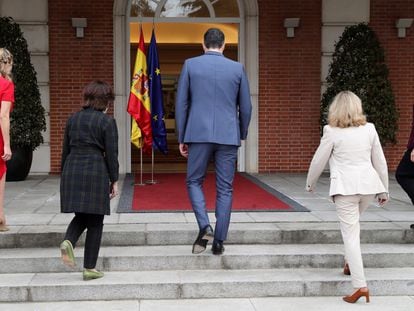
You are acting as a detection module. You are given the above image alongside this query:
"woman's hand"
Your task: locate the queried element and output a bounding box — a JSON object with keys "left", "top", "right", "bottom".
{"left": 110, "top": 181, "right": 119, "bottom": 199}
{"left": 411, "top": 149, "right": 414, "bottom": 163}
{"left": 377, "top": 192, "right": 389, "bottom": 207}
{"left": 1, "top": 145, "right": 11, "bottom": 161}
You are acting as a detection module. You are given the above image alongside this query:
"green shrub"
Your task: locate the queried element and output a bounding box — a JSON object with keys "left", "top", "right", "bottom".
{"left": 321, "top": 23, "right": 398, "bottom": 145}
{"left": 0, "top": 16, "right": 46, "bottom": 151}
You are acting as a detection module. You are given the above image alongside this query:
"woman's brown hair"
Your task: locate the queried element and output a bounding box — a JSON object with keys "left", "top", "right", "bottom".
{"left": 82, "top": 80, "right": 115, "bottom": 111}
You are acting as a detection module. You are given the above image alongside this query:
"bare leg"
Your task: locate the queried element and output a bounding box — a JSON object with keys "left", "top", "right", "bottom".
{"left": 0, "top": 174, "right": 8, "bottom": 231}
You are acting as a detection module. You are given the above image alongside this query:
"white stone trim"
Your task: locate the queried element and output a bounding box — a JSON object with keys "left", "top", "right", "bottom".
{"left": 321, "top": 0, "right": 371, "bottom": 84}
{"left": 322, "top": 0, "right": 370, "bottom": 24}
{"left": 113, "top": 4, "right": 130, "bottom": 174}
{"left": 0, "top": 0, "right": 48, "bottom": 22}
{"left": 113, "top": 0, "right": 258, "bottom": 173}
{"left": 1, "top": 0, "right": 50, "bottom": 174}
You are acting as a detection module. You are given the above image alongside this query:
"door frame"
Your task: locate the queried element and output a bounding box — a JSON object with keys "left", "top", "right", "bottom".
{"left": 113, "top": 0, "right": 258, "bottom": 174}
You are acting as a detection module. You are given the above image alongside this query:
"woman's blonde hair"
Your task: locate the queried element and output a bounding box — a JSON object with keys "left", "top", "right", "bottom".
{"left": 328, "top": 91, "right": 367, "bottom": 128}
{"left": 0, "top": 48, "right": 13, "bottom": 80}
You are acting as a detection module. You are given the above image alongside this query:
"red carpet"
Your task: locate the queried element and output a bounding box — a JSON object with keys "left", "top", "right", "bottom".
{"left": 128, "top": 173, "right": 300, "bottom": 212}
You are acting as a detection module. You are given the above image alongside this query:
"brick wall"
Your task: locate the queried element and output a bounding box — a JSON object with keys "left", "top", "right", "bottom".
{"left": 48, "top": 0, "right": 413, "bottom": 174}
{"left": 258, "top": 0, "right": 322, "bottom": 172}
{"left": 370, "top": 0, "right": 414, "bottom": 170}
{"left": 257, "top": 0, "right": 413, "bottom": 172}
{"left": 49, "top": 0, "right": 113, "bottom": 174}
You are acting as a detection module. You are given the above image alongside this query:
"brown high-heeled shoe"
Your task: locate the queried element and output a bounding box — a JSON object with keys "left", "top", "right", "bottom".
{"left": 0, "top": 220, "right": 9, "bottom": 232}
{"left": 343, "top": 263, "right": 351, "bottom": 275}
{"left": 343, "top": 288, "right": 370, "bottom": 303}
{"left": 0, "top": 224, "right": 9, "bottom": 232}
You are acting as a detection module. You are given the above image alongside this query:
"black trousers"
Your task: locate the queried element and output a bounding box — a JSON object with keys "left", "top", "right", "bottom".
{"left": 64, "top": 212, "right": 104, "bottom": 269}
{"left": 396, "top": 149, "right": 414, "bottom": 205}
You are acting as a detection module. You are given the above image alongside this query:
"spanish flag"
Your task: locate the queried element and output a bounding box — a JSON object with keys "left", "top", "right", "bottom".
{"left": 127, "top": 27, "right": 152, "bottom": 154}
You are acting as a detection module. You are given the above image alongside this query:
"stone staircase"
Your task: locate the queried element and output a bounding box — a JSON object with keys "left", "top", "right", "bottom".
{"left": 1, "top": 222, "right": 414, "bottom": 302}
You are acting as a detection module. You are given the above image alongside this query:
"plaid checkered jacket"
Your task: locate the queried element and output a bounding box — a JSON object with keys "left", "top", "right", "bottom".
{"left": 60, "top": 108, "right": 119, "bottom": 215}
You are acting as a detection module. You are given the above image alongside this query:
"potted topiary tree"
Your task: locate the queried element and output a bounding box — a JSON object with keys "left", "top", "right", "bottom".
{"left": 321, "top": 23, "right": 398, "bottom": 145}
{"left": 0, "top": 17, "right": 46, "bottom": 181}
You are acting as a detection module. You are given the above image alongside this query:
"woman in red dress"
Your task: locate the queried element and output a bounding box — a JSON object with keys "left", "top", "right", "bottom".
{"left": 0, "top": 48, "right": 14, "bottom": 232}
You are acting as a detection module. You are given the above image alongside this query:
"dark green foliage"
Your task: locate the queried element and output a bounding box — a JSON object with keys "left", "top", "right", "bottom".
{"left": 321, "top": 23, "right": 398, "bottom": 144}
{"left": 0, "top": 16, "right": 46, "bottom": 151}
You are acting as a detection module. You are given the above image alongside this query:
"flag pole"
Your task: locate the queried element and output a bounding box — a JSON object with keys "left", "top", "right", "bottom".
{"left": 146, "top": 148, "right": 158, "bottom": 184}
{"left": 134, "top": 147, "right": 146, "bottom": 186}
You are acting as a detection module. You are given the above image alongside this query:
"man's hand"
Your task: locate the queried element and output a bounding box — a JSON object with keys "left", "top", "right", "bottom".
{"left": 179, "top": 143, "right": 189, "bottom": 158}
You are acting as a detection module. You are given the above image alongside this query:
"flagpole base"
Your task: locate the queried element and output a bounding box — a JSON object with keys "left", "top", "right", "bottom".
{"left": 132, "top": 182, "right": 147, "bottom": 186}
{"left": 145, "top": 179, "right": 158, "bottom": 185}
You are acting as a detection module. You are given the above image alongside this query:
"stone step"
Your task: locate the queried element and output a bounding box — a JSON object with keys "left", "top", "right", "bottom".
{"left": 2, "top": 297, "right": 414, "bottom": 311}
{"left": 1, "top": 222, "right": 413, "bottom": 248}
{"left": 0, "top": 244, "right": 413, "bottom": 274}
{"left": 1, "top": 267, "right": 414, "bottom": 302}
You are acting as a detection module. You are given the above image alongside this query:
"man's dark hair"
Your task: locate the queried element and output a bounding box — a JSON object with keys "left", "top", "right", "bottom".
{"left": 204, "top": 28, "right": 225, "bottom": 49}
{"left": 82, "top": 80, "right": 115, "bottom": 111}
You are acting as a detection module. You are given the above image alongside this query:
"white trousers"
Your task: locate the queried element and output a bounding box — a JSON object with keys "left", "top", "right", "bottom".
{"left": 334, "top": 194, "right": 375, "bottom": 288}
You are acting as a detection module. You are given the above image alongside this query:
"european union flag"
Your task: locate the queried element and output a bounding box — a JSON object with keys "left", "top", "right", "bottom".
{"left": 148, "top": 29, "right": 168, "bottom": 154}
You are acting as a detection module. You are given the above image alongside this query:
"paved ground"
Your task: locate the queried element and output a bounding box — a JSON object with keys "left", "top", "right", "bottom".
{"left": 1, "top": 296, "right": 414, "bottom": 310}
{"left": 4, "top": 173, "right": 414, "bottom": 227}
{"left": 1, "top": 172, "right": 414, "bottom": 310}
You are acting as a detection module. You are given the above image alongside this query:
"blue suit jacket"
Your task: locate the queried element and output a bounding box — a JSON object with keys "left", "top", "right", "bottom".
{"left": 175, "top": 51, "right": 252, "bottom": 146}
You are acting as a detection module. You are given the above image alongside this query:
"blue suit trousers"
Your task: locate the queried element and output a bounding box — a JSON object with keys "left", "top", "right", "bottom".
{"left": 186, "top": 143, "right": 238, "bottom": 241}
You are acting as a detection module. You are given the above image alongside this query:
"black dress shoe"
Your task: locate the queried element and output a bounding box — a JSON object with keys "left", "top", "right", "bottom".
{"left": 192, "top": 225, "right": 214, "bottom": 254}
{"left": 212, "top": 241, "right": 225, "bottom": 255}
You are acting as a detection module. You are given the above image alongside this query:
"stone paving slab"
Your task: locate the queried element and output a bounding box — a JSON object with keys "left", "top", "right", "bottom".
{"left": 184, "top": 211, "right": 256, "bottom": 223}
{"left": 250, "top": 296, "right": 414, "bottom": 311}
{"left": 1, "top": 296, "right": 414, "bottom": 311}
{"left": 312, "top": 211, "right": 389, "bottom": 222}
{"left": 375, "top": 211, "right": 414, "bottom": 222}
{"left": 141, "top": 298, "right": 255, "bottom": 311}
{"left": 119, "top": 212, "right": 188, "bottom": 223}
{"left": 3, "top": 174, "right": 413, "bottom": 228}
{"left": 246, "top": 212, "right": 321, "bottom": 222}
{"left": 6, "top": 213, "right": 56, "bottom": 225}
{"left": 0, "top": 301, "right": 140, "bottom": 311}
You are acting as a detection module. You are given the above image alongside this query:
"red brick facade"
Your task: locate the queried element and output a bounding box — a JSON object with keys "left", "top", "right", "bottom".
{"left": 370, "top": 0, "right": 414, "bottom": 169}
{"left": 49, "top": 0, "right": 114, "bottom": 173}
{"left": 48, "top": 0, "right": 414, "bottom": 173}
{"left": 257, "top": 0, "right": 322, "bottom": 172}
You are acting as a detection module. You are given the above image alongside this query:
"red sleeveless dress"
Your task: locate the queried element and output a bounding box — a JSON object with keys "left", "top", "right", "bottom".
{"left": 0, "top": 76, "right": 15, "bottom": 179}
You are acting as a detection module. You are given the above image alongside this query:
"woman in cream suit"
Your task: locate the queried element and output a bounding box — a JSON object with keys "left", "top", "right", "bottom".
{"left": 306, "top": 91, "right": 389, "bottom": 303}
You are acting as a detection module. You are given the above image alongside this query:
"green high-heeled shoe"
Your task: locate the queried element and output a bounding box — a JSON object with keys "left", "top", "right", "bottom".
{"left": 60, "top": 240, "right": 76, "bottom": 268}
{"left": 83, "top": 269, "right": 104, "bottom": 281}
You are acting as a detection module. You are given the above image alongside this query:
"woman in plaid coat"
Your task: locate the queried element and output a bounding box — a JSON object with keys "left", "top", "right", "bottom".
{"left": 59, "top": 80, "right": 119, "bottom": 281}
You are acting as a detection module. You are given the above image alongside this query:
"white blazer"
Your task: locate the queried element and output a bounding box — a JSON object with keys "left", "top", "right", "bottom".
{"left": 306, "top": 123, "right": 388, "bottom": 197}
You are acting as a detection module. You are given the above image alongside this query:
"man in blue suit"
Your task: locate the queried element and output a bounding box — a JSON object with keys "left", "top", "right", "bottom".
{"left": 175, "top": 28, "right": 252, "bottom": 255}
